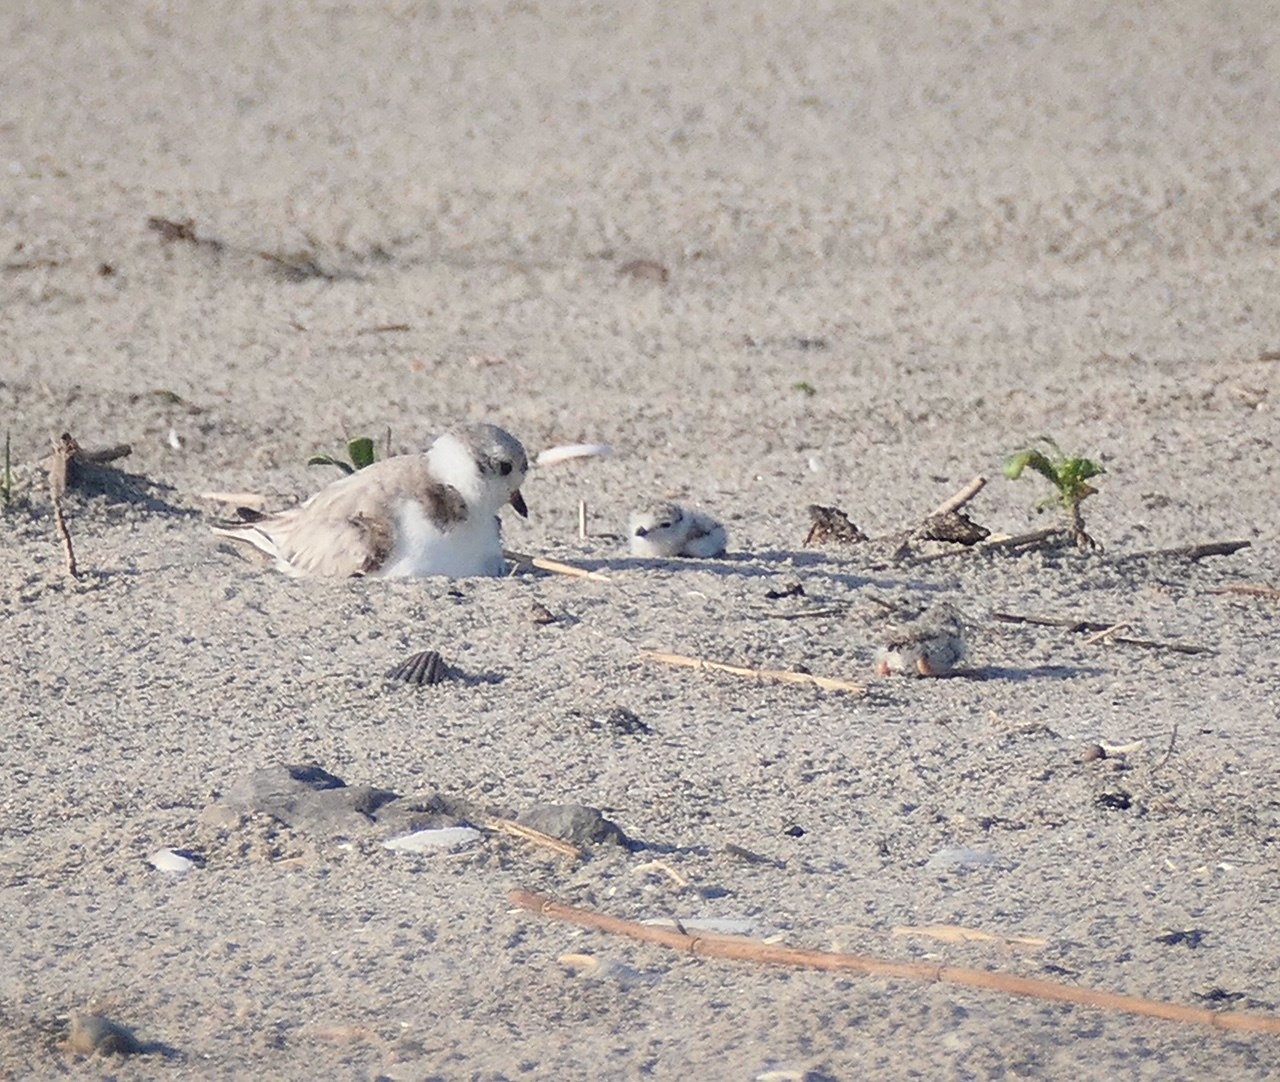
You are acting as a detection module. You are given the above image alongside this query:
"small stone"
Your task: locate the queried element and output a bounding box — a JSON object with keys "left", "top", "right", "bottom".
{"left": 1079, "top": 743, "right": 1107, "bottom": 763}
{"left": 528, "top": 602, "right": 557, "bottom": 625}
{"left": 213, "top": 764, "right": 399, "bottom": 838}
{"left": 68, "top": 1013, "right": 143, "bottom": 1056}
{"left": 617, "top": 258, "right": 669, "bottom": 283}
{"left": 586, "top": 706, "right": 652, "bottom": 736}
{"left": 517, "top": 804, "right": 627, "bottom": 847}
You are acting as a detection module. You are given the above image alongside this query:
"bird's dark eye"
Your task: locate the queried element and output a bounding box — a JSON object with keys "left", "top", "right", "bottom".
{"left": 499, "top": 461, "right": 512, "bottom": 476}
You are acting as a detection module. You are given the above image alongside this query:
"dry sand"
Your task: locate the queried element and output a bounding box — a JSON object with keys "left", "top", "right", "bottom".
{"left": 3, "top": 1, "right": 1280, "bottom": 1077}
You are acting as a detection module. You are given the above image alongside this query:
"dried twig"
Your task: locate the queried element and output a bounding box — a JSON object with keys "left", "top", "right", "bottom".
{"left": 927, "top": 475, "right": 987, "bottom": 517}
{"left": 640, "top": 650, "right": 866, "bottom": 694}
{"left": 479, "top": 815, "right": 582, "bottom": 859}
{"left": 992, "top": 611, "right": 1211, "bottom": 655}
{"left": 1110, "top": 540, "right": 1252, "bottom": 565}
{"left": 1080, "top": 622, "right": 1132, "bottom": 646}
{"left": 909, "top": 527, "right": 1066, "bottom": 565}
{"left": 1206, "top": 583, "right": 1280, "bottom": 600}
{"left": 1151, "top": 724, "right": 1179, "bottom": 775}
{"left": 891, "top": 924, "right": 1047, "bottom": 949}
{"left": 503, "top": 549, "right": 609, "bottom": 581}
{"left": 49, "top": 435, "right": 79, "bottom": 578}
{"left": 633, "top": 860, "right": 691, "bottom": 888}
{"left": 510, "top": 889, "right": 1280, "bottom": 1035}
{"left": 993, "top": 611, "right": 1109, "bottom": 632}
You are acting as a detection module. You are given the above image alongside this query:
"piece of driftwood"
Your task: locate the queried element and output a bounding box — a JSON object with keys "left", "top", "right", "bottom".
{"left": 502, "top": 549, "right": 609, "bottom": 581}
{"left": 640, "top": 650, "right": 866, "bottom": 694}
{"left": 509, "top": 889, "right": 1280, "bottom": 1035}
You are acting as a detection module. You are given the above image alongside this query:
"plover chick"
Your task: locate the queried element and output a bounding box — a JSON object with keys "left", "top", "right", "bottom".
{"left": 628, "top": 502, "right": 727, "bottom": 558}
{"left": 212, "top": 423, "right": 528, "bottom": 578}
{"left": 875, "top": 605, "right": 967, "bottom": 677}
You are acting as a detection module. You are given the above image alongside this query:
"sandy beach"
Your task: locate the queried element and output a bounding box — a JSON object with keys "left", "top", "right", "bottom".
{"left": 3, "top": 2, "right": 1280, "bottom": 1077}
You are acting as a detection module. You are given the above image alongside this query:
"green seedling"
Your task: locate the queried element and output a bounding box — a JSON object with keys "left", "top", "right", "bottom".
{"left": 792, "top": 381, "right": 817, "bottom": 397}
{"left": 1002, "top": 437, "right": 1104, "bottom": 549}
{"left": 308, "top": 435, "right": 378, "bottom": 475}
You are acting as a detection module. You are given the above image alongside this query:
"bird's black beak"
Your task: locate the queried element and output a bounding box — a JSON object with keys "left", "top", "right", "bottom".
{"left": 634, "top": 526, "right": 648, "bottom": 538}
{"left": 509, "top": 489, "right": 528, "bottom": 518}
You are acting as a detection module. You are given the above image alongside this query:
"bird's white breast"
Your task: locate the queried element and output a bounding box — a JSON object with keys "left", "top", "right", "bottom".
{"left": 376, "top": 498, "right": 504, "bottom": 578}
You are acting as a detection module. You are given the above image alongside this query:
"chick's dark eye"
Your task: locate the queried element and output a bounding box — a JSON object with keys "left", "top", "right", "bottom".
{"left": 499, "top": 461, "right": 512, "bottom": 476}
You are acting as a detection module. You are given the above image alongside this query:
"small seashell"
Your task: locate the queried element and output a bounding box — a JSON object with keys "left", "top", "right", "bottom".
{"left": 385, "top": 650, "right": 451, "bottom": 686}
{"left": 534, "top": 443, "right": 613, "bottom": 468}
{"left": 926, "top": 847, "right": 1004, "bottom": 870}
{"left": 383, "top": 827, "right": 482, "bottom": 853}
{"left": 148, "top": 848, "right": 202, "bottom": 874}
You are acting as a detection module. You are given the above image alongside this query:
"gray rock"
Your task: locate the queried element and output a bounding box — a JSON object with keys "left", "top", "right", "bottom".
{"left": 68, "top": 1012, "right": 143, "bottom": 1056}
{"left": 213, "top": 765, "right": 399, "bottom": 838}
{"left": 516, "top": 803, "right": 627, "bottom": 847}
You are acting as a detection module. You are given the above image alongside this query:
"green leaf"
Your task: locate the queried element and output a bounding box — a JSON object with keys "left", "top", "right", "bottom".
{"left": 1002, "top": 449, "right": 1060, "bottom": 487}
{"left": 307, "top": 454, "right": 355, "bottom": 475}
{"left": 791, "top": 381, "right": 817, "bottom": 397}
{"left": 346, "top": 436, "right": 377, "bottom": 470}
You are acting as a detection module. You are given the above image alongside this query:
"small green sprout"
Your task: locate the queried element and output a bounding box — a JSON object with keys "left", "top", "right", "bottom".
{"left": 792, "top": 381, "right": 817, "bottom": 397}
{"left": 308, "top": 435, "right": 378, "bottom": 475}
{"left": 1002, "top": 437, "right": 1105, "bottom": 550}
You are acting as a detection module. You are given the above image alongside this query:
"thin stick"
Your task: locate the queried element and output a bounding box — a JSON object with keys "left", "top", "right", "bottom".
{"left": 478, "top": 815, "right": 582, "bottom": 859}
{"left": 1151, "top": 724, "right": 1179, "bottom": 775}
{"left": 928, "top": 474, "right": 987, "bottom": 517}
{"left": 891, "top": 924, "right": 1047, "bottom": 949}
{"left": 1080, "top": 622, "right": 1132, "bottom": 646}
{"left": 503, "top": 549, "right": 610, "bottom": 581}
{"left": 1110, "top": 636, "right": 1211, "bottom": 656}
{"left": 993, "top": 611, "right": 1112, "bottom": 632}
{"left": 633, "top": 860, "right": 691, "bottom": 888}
{"left": 509, "top": 889, "right": 1280, "bottom": 1035}
{"left": 1206, "top": 583, "right": 1280, "bottom": 600}
{"left": 640, "top": 650, "right": 866, "bottom": 694}
{"left": 910, "top": 527, "right": 1066, "bottom": 565}
{"left": 49, "top": 435, "right": 79, "bottom": 578}
{"left": 760, "top": 607, "right": 847, "bottom": 621}
{"left": 1111, "top": 540, "right": 1252, "bottom": 565}
{"left": 992, "top": 612, "right": 1210, "bottom": 655}
{"left": 578, "top": 499, "right": 588, "bottom": 540}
